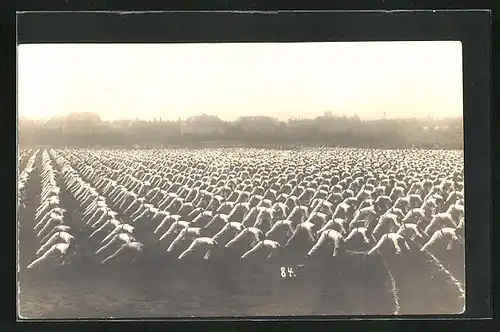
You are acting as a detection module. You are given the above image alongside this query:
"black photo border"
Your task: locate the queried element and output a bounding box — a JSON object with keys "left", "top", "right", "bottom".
{"left": 12, "top": 9, "right": 492, "bottom": 324}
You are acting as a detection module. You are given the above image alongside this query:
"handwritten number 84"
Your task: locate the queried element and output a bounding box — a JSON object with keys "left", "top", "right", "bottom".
{"left": 280, "top": 267, "right": 295, "bottom": 278}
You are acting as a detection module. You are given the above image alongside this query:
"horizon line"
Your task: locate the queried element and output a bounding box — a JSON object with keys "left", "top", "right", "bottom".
{"left": 18, "top": 113, "right": 463, "bottom": 122}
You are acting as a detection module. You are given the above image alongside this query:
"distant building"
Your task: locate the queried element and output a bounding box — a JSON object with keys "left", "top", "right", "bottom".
{"left": 181, "top": 114, "right": 225, "bottom": 134}
{"left": 288, "top": 118, "right": 315, "bottom": 125}
{"left": 312, "top": 114, "right": 345, "bottom": 133}
{"left": 235, "top": 116, "right": 279, "bottom": 132}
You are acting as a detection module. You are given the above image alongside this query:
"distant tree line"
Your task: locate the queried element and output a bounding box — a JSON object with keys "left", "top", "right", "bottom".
{"left": 18, "top": 112, "right": 464, "bottom": 150}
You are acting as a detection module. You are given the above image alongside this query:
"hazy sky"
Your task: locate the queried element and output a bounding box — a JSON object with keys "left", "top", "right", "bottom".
{"left": 17, "top": 41, "right": 463, "bottom": 121}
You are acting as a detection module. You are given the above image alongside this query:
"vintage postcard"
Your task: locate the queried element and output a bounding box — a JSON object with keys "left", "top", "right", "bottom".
{"left": 17, "top": 41, "right": 465, "bottom": 318}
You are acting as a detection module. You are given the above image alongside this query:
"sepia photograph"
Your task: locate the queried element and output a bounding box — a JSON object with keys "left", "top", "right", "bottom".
{"left": 17, "top": 41, "right": 466, "bottom": 319}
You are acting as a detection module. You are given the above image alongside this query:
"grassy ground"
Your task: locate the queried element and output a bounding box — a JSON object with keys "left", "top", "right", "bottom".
{"left": 17, "top": 149, "right": 465, "bottom": 319}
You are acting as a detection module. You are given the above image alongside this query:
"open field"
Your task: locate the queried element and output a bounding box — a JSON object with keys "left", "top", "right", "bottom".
{"left": 17, "top": 147, "right": 465, "bottom": 318}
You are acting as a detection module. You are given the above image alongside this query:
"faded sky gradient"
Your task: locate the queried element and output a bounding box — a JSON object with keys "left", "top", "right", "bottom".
{"left": 17, "top": 41, "right": 463, "bottom": 121}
